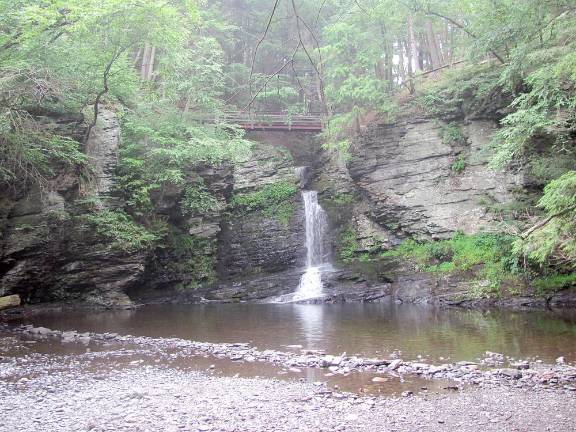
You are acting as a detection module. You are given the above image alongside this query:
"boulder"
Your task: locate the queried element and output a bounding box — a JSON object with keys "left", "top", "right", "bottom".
{"left": 0, "top": 294, "right": 20, "bottom": 310}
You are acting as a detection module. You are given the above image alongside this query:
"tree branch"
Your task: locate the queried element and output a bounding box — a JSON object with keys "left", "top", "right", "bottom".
{"left": 248, "top": 0, "right": 282, "bottom": 105}
{"left": 520, "top": 205, "right": 576, "bottom": 240}
{"left": 84, "top": 48, "right": 126, "bottom": 143}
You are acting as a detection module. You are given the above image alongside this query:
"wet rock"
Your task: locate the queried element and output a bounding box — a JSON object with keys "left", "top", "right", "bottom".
{"left": 511, "top": 361, "right": 530, "bottom": 370}
{"left": 29, "top": 327, "right": 53, "bottom": 336}
{"left": 497, "top": 369, "right": 523, "bottom": 380}
{"left": 371, "top": 377, "right": 388, "bottom": 383}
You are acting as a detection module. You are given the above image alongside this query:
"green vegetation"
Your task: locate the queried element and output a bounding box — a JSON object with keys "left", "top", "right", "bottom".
{"left": 230, "top": 181, "right": 298, "bottom": 225}
{"left": 514, "top": 171, "right": 576, "bottom": 270}
{"left": 163, "top": 228, "right": 217, "bottom": 289}
{"left": 81, "top": 209, "right": 158, "bottom": 252}
{"left": 181, "top": 183, "right": 222, "bottom": 216}
{"left": 382, "top": 232, "right": 521, "bottom": 296}
{"left": 532, "top": 273, "right": 576, "bottom": 296}
{"left": 438, "top": 123, "right": 467, "bottom": 147}
{"left": 450, "top": 155, "right": 467, "bottom": 174}
{"left": 339, "top": 227, "right": 360, "bottom": 261}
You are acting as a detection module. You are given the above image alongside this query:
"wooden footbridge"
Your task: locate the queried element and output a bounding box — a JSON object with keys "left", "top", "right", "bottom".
{"left": 217, "top": 112, "right": 324, "bottom": 132}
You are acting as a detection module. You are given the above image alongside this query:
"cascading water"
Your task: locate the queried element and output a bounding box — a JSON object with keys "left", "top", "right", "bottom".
{"left": 294, "top": 190, "right": 330, "bottom": 301}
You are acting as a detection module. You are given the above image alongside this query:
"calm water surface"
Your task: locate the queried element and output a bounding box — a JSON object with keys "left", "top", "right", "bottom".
{"left": 21, "top": 303, "right": 576, "bottom": 363}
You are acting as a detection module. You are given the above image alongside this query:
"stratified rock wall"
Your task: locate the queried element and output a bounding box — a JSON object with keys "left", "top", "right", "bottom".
{"left": 347, "top": 116, "right": 523, "bottom": 239}
{"left": 217, "top": 143, "right": 305, "bottom": 283}
{"left": 0, "top": 111, "right": 145, "bottom": 307}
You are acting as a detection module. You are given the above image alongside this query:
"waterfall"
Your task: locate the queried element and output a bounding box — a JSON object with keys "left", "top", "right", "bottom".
{"left": 294, "top": 190, "right": 330, "bottom": 301}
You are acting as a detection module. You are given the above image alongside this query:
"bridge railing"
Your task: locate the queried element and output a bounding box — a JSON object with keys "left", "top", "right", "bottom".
{"left": 217, "top": 111, "right": 324, "bottom": 131}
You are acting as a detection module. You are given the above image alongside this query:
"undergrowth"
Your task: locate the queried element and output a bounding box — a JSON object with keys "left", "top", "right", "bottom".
{"left": 381, "top": 232, "right": 522, "bottom": 297}
{"left": 230, "top": 181, "right": 298, "bottom": 225}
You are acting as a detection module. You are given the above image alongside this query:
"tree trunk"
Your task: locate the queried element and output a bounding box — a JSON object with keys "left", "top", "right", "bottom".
{"left": 146, "top": 45, "right": 156, "bottom": 80}
{"left": 404, "top": 39, "right": 415, "bottom": 94}
{"left": 140, "top": 42, "right": 150, "bottom": 79}
{"left": 407, "top": 15, "right": 421, "bottom": 73}
{"left": 425, "top": 19, "right": 442, "bottom": 70}
{"left": 398, "top": 40, "right": 406, "bottom": 86}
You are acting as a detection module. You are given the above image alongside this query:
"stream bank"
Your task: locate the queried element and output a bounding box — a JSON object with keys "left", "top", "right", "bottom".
{"left": 1, "top": 324, "right": 575, "bottom": 432}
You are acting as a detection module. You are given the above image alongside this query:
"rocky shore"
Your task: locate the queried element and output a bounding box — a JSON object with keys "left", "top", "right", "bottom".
{"left": 1, "top": 345, "right": 575, "bottom": 432}
{"left": 4, "top": 324, "right": 576, "bottom": 393}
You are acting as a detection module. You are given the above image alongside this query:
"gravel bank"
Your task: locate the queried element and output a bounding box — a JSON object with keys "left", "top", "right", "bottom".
{"left": 1, "top": 358, "right": 576, "bottom": 432}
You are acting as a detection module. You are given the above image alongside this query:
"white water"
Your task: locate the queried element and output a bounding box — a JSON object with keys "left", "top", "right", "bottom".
{"left": 294, "top": 190, "right": 330, "bottom": 301}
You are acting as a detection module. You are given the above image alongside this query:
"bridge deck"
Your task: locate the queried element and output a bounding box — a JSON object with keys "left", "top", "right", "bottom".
{"left": 221, "top": 112, "right": 324, "bottom": 132}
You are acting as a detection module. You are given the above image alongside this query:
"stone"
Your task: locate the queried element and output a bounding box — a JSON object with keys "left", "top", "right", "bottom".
{"left": 497, "top": 369, "right": 522, "bottom": 380}
{"left": 511, "top": 362, "right": 530, "bottom": 370}
{"left": 29, "top": 327, "right": 53, "bottom": 336}
{"left": 388, "top": 359, "right": 402, "bottom": 370}
{"left": 371, "top": 377, "right": 388, "bottom": 383}
{"left": 556, "top": 357, "right": 566, "bottom": 365}
{"left": 0, "top": 294, "right": 20, "bottom": 310}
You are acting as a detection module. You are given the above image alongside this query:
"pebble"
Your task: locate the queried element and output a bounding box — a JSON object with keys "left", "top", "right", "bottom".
{"left": 5, "top": 325, "right": 576, "bottom": 392}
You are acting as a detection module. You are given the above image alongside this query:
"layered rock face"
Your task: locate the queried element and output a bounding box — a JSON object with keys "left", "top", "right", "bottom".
{"left": 0, "top": 110, "right": 146, "bottom": 307}
{"left": 210, "top": 143, "right": 305, "bottom": 301}
{"left": 348, "top": 116, "right": 523, "bottom": 239}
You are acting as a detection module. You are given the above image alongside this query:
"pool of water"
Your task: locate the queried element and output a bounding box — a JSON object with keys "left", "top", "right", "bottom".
{"left": 17, "top": 303, "right": 576, "bottom": 364}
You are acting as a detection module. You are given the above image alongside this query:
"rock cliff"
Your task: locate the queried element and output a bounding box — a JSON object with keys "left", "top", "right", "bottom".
{"left": 0, "top": 110, "right": 146, "bottom": 307}
{"left": 347, "top": 116, "right": 523, "bottom": 240}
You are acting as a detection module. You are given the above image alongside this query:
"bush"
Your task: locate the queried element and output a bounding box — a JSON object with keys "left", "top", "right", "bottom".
{"left": 532, "top": 273, "right": 576, "bottom": 296}
{"left": 382, "top": 232, "right": 522, "bottom": 293}
{"left": 451, "top": 155, "right": 467, "bottom": 174}
{"left": 81, "top": 209, "right": 158, "bottom": 252}
{"left": 181, "top": 183, "right": 222, "bottom": 216}
{"left": 230, "top": 181, "right": 298, "bottom": 225}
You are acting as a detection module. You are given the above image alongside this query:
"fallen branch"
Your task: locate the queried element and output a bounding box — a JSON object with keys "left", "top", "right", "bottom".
{"left": 520, "top": 205, "right": 576, "bottom": 239}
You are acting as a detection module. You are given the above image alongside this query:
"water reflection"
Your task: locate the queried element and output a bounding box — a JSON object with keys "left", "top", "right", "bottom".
{"left": 293, "top": 304, "right": 324, "bottom": 349}
{"left": 17, "top": 303, "right": 576, "bottom": 363}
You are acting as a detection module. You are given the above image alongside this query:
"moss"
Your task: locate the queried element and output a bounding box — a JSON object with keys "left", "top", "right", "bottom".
{"left": 164, "top": 228, "right": 217, "bottom": 287}
{"left": 338, "top": 226, "right": 360, "bottom": 261}
{"left": 230, "top": 181, "right": 298, "bottom": 226}
{"left": 330, "top": 193, "right": 355, "bottom": 205}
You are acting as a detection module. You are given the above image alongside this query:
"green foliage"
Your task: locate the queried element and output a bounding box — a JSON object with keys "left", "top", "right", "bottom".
{"left": 164, "top": 228, "right": 217, "bottom": 287}
{"left": 450, "top": 155, "right": 467, "bottom": 174}
{"left": 116, "top": 108, "right": 251, "bottom": 216}
{"left": 0, "top": 129, "right": 87, "bottom": 187}
{"left": 330, "top": 193, "right": 355, "bottom": 205}
{"left": 491, "top": 48, "right": 576, "bottom": 169}
{"left": 439, "top": 123, "right": 467, "bottom": 146}
{"left": 230, "top": 181, "right": 298, "bottom": 225}
{"left": 416, "top": 65, "right": 503, "bottom": 117}
{"left": 383, "top": 232, "right": 522, "bottom": 294}
{"left": 81, "top": 209, "right": 158, "bottom": 252}
{"left": 339, "top": 227, "right": 360, "bottom": 261}
{"left": 0, "top": 0, "right": 198, "bottom": 190}
{"left": 514, "top": 171, "right": 576, "bottom": 269}
{"left": 532, "top": 273, "right": 576, "bottom": 296}
{"left": 181, "top": 183, "right": 222, "bottom": 216}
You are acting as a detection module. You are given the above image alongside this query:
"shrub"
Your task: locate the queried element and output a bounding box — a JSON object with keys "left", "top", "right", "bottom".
{"left": 382, "top": 232, "right": 522, "bottom": 293}
{"left": 451, "top": 155, "right": 467, "bottom": 174}
{"left": 230, "top": 181, "right": 298, "bottom": 225}
{"left": 81, "top": 209, "right": 158, "bottom": 252}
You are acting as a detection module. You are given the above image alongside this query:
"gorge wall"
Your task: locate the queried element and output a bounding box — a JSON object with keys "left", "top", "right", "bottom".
{"left": 1, "top": 102, "right": 573, "bottom": 310}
